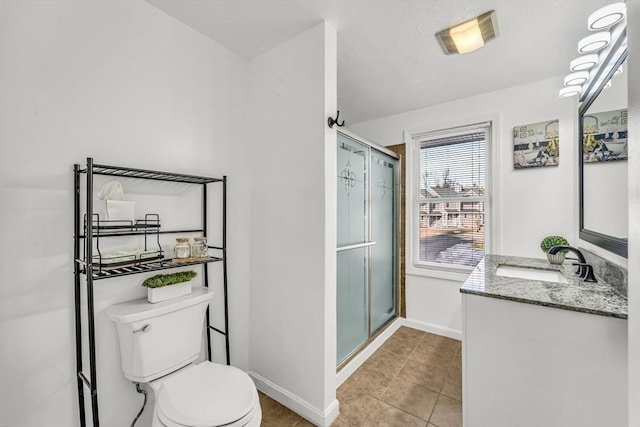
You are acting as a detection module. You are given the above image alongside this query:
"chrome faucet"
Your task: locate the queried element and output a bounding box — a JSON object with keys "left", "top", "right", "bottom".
{"left": 548, "top": 245, "right": 597, "bottom": 283}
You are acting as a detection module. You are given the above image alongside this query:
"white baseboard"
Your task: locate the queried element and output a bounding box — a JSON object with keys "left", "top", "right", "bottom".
{"left": 336, "top": 318, "right": 402, "bottom": 386}
{"left": 248, "top": 371, "right": 339, "bottom": 427}
{"left": 402, "top": 318, "right": 463, "bottom": 341}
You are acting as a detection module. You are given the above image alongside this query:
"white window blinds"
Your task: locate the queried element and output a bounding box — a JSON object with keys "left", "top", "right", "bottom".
{"left": 414, "top": 122, "right": 490, "bottom": 268}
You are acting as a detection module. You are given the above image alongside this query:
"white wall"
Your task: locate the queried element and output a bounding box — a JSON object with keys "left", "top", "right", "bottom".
{"left": 351, "top": 76, "right": 579, "bottom": 336}
{"left": 405, "top": 275, "right": 464, "bottom": 337}
{"left": 246, "top": 22, "right": 338, "bottom": 426}
{"left": 0, "top": 1, "right": 249, "bottom": 426}
{"left": 627, "top": 1, "right": 640, "bottom": 425}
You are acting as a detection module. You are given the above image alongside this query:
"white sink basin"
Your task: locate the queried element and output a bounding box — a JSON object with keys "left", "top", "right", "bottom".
{"left": 495, "top": 264, "right": 568, "bottom": 284}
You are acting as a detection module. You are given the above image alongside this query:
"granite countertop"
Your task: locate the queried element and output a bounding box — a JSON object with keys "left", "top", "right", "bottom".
{"left": 460, "top": 254, "right": 628, "bottom": 319}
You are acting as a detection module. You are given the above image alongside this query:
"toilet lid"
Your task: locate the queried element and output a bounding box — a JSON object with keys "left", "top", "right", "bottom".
{"left": 157, "top": 362, "right": 258, "bottom": 427}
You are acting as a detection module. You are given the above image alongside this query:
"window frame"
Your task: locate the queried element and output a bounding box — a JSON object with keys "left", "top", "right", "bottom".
{"left": 404, "top": 118, "right": 497, "bottom": 280}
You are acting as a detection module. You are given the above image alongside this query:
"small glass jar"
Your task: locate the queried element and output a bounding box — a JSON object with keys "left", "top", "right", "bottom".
{"left": 174, "top": 238, "right": 191, "bottom": 259}
{"left": 192, "top": 236, "right": 207, "bottom": 258}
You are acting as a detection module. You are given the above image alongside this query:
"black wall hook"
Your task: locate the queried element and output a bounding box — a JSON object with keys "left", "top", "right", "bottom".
{"left": 328, "top": 110, "right": 345, "bottom": 128}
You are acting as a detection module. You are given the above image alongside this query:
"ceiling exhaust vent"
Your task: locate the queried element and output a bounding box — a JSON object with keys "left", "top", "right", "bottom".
{"left": 436, "top": 10, "right": 498, "bottom": 55}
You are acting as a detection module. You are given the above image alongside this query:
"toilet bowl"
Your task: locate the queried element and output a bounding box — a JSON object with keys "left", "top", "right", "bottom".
{"left": 106, "top": 288, "right": 261, "bottom": 427}
{"left": 150, "top": 362, "right": 261, "bottom": 427}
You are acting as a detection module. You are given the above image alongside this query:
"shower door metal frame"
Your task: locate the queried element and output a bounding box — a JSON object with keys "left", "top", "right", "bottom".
{"left": 336, "top": 129, "right": 401, "bottom": 369}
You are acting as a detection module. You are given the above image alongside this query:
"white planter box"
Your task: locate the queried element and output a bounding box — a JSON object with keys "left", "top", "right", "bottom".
{"left": 147, "top": 281, "right": 192, "bottom": 303}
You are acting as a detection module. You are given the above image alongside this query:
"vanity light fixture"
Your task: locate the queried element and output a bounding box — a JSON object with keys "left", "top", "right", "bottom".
{"left": 435, "top": 10, "right": 498, "bottom": 55}
{"left": 588, "top": 2, "right": 626, "bottom": 31}
{"left": 603, "top": 80, "right": 613, "bottom": 89}
{"left": 564, "top": 71, "right": 590, "bottom": 86}
{"left": 561, "top": 2, "right": 626, "bottom": 102}
{"left": 578, "top": 31, "right": 611, "bottom": 53}
{"left": 569, "top": 54, "right": 599, "bottom": 71}
{"left": 559, "top": 85, "right": 582, "bottom": 98}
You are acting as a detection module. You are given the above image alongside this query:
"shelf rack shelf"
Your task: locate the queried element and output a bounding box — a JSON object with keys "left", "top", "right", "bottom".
{"left": 78, "top": 228, "right": 205, "bottom": 238}
{"left": 78, "top": 163, "right": 224, "bottom": 184}
{"left": 73, "top": 158, "right": 229, "bottom": 427}
{"left": 76, "top": 256, "right": 224, "bottom": 280}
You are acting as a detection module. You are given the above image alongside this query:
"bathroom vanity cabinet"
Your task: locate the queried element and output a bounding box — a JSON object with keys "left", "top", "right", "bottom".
{"left": 73, "top": 158, "right": 229, "bottom": 427}
{"left": 461, "top": 255, "right": 627, "bottom": 427}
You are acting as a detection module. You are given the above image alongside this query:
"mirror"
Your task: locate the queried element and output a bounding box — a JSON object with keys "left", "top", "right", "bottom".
{"left": 579, "top": 32, "right": 628, "bottom": 257}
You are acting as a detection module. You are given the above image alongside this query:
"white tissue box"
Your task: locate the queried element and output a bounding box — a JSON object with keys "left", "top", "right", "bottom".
{"left": 106, "top": 200, "right": 135, "bottom": 221}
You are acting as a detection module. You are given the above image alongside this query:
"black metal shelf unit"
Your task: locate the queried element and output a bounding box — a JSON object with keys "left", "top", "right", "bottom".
{"left": 73, "top": 158, "right": 229, "bottom": 427}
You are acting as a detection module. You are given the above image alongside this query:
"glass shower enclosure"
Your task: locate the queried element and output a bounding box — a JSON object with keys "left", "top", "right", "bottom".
{"left": 336, "top": 130, "right": 398, "bottom": 366}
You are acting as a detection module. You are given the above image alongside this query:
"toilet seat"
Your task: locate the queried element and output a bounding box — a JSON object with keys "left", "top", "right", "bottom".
{"left": 156, "top": 362, "right": 259, "bottom": 427}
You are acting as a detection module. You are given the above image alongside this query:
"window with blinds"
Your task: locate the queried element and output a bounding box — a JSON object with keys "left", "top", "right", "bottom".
{"left": 414, "top": 123, "right": 490, "bottom": 268}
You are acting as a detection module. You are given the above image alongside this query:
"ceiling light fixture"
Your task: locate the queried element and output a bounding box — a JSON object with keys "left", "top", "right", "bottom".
{"left": 588, "top": 2, "right": 626, "bottom": 30}
{"left": 578, "top": 31, "right": 611, "bottom": 53}
{"left": 435, "top": 10, "right": 498, "bottom": 55}
{"left": 564, "top": 71, "right": 590, "bottom": 86}
{"left": 569, "top": 54, "right": 599, "bottom": 71}
{"left": 559, "top": 86, "right": 582, "bottom": 98}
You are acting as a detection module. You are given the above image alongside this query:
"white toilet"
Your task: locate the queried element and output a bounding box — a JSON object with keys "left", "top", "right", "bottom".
{"left": 106, "top": 287, "right": 261, "bottom": 427}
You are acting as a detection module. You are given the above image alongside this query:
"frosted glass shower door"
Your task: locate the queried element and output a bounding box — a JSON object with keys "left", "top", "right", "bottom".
{"left": 370, "top": 150, "right": 397, "bottom": 332}
{"left": 337, "top": 134, "right": 369, "bottom": 364}
{"left": 336, "top": 132, "right": 398, "bottom": 366}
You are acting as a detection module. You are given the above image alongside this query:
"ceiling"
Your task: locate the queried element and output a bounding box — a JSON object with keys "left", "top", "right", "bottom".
{"left": 146, "top": 0, "right": 610, "bottom": 123}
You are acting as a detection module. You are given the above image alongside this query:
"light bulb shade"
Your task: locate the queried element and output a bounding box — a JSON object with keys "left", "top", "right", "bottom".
{"left": 614, "top": 65, "right": 623, "bottom": 76}
{"left": 570, "top": 54, "right": 599, "bottom": 71}
{"left": 564, "top": 71, "right": 589, "bottom": 86}
{"left": 588, "top": 2, "right": 626, "bottom": 30}
{"left": 559, "top": 86, "right": 582, "bottom": 98}
{"left": 449, "top": 19, "right": 485, "bottom": 53}
{"left": 604, "top": 80, "right": 612, "bottom": 89}
{"left": 578, "top": 31, "right": 611, "bottom": 53}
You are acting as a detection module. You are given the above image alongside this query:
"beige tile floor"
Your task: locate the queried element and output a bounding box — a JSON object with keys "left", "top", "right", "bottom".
{"left": 259, "top": 326, "right": 462, "bottom": 426}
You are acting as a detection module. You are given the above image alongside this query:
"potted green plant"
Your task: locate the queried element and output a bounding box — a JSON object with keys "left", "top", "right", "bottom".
{"left": 540, "top": 235, "right": 569, "bottom": 265}
{"left": 143, "top": 270, "right": 197, "bottom": 303}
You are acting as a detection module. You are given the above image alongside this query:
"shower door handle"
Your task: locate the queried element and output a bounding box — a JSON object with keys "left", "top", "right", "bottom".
{"left": 336, "top": 241, "right": 376, "bottom": 252}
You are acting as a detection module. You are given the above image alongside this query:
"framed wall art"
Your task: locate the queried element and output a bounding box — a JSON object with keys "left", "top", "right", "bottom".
{"left": 513, "top": 119, "right": 559, "bottom": 169}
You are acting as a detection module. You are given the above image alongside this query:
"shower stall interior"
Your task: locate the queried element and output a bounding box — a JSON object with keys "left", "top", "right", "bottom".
{"left": 337, "top": 130, "right": 399, "bottom": 366}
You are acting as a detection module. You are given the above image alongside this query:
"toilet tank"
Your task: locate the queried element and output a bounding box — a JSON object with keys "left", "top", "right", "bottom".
{"left": 105, "top": 287, "right": 214, "bottom": 382}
